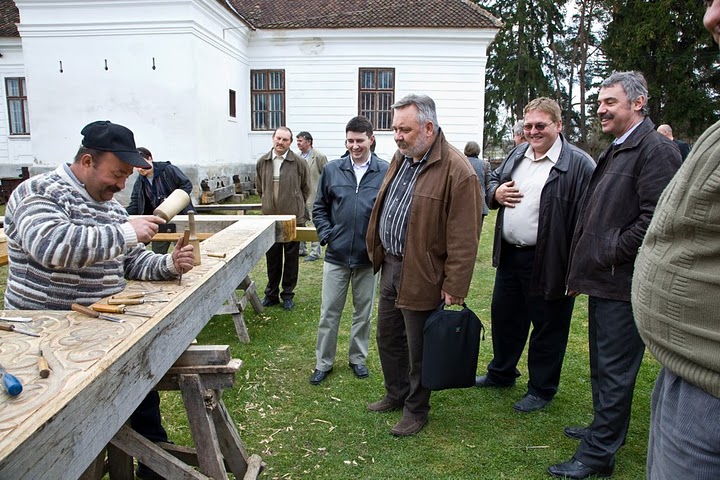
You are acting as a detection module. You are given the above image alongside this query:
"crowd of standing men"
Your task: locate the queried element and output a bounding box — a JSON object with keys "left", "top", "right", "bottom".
{"left": 251, "top": 53, "right": 718, "bottom": 476}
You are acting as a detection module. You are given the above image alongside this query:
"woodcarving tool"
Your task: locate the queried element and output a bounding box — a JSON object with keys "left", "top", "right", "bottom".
{"left": 153, "top": 189, "right": 190, "bottom": 222}
{"left": 0, "top": 323, "right": 40, "bottom": 337}
{"left": 107, "top": 298, "right": 169, "bottom": 306}
{"left": 0, "top": 315, "right": 32, "bottom": 322}
{"left": 38, "top": 349, "right": 50, "bottom": 378}
{"left": 111, "top": 292, "right": 166, "bottom": 300}
{"left": 0, "top": 363, "right": 22, "bottom": 396}
{"left": 71, "top": 303, "right": 125, "bottom": 323}
{"left": 91, "top": 303, "right": 154, "bottom": 319}
{"left": 188, "top": 210, "right": 201, "bottom": 266}
{"left": 178, "top": 229, "right": 191, "bottom": 285}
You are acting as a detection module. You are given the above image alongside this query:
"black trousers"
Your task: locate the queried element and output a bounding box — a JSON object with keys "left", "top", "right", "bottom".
{"left": 486, "top": 244, "right": 575, "bottom": 400}
{"left": 376, "top": 254, "right": 433, "bottom": 420}
{"left": 130, "top": 391, "right": 168, "bottom": 442}
{"left": 575, "top": 296, "right": 645, "bottom": 471}
{"left": 264, "top": 241, "right": 300, "bottom": 301}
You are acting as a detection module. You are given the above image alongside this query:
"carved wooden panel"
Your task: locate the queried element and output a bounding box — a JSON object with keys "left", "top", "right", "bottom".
{"left": 0, "top": 216, "right": 286, "bottom": 479}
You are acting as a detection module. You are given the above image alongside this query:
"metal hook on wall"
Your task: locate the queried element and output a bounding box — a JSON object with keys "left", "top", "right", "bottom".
{"left": 104, "top": 59, "right": 108, "bottom": 71}
{"left": 59, "top": 60, "right": 63, "bottom": 73}
{"left": 152, "top": 57, "right": 156, "bottom": 70}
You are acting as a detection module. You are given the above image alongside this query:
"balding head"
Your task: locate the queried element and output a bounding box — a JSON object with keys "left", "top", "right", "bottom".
{"left": 657, "top": 124, "right": 673, "bottom": 140}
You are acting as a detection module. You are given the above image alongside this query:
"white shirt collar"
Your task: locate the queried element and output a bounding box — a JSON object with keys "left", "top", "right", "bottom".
{"left": 524, "top": 135, "right": 562, "bottom": 164}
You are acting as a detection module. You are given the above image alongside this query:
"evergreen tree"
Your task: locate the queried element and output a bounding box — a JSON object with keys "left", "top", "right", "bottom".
{"left": 598, "top": 0, "right": 719, "bottom": 138}
{"left": 480, "top": 0, "right": 566, "bottom": 151}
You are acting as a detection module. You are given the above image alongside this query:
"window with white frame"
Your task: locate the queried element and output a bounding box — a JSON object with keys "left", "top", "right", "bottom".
{"left": 358, "top": 68, "right": 395, "bottom": 131}
{"left": 251, "top": 70, "right": 285, "bottom": 130}
{"left": 6, "top": 77, "right": 29, "bottom": 135}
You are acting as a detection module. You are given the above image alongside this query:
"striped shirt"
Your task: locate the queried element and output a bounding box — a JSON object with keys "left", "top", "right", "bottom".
{"left": 378, "top": 155, "right": 427, "bottom": 256}
{"left": 4, "top": 164, "right": 178, "bottom": 310}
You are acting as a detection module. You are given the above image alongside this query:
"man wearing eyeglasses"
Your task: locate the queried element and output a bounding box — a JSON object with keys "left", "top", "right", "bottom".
{"left": 476, "top": 98, "right": 595, "bottom": 414}
{"left": 548, "top": 72, "right": 681, "bottom": 479}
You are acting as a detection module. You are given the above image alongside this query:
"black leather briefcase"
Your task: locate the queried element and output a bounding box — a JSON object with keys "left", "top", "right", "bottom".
{"left": 421, "top": 302, "right": 484, "bottom": 391}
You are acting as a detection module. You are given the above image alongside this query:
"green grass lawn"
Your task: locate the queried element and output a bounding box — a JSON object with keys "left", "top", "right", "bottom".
{"left": 0, "top": 208, "right": 657, "bottom": 479}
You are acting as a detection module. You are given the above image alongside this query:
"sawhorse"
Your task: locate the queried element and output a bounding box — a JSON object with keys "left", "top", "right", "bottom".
{"left": 214, "top": 276, "right": 263, "bottom": 343}
{"left": 81, "top": 345, "right": 263, "bottom": 479}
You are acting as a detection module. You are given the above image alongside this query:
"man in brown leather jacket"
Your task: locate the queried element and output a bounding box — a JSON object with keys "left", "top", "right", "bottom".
{"left": 365, "top": 94, "right": 482, "bottom": 436}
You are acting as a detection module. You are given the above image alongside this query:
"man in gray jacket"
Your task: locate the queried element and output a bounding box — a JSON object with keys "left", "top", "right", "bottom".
{"left": 309, "top": 116, "right": 388, "bottom": 385}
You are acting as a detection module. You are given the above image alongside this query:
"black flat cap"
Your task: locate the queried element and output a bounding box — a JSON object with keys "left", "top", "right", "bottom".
{"left": 81, "top": 120, "right": 151, "bottom": 169}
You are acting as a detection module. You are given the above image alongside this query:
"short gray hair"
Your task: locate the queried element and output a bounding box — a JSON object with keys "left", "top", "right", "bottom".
{"left": 512, "top": 121, "right": 525, "bottom": 136}
{"left": 392, "top": 94, "right": 440, "bottom": 134}
{"left": 600, "top": 71, "right": 649, "bottom": 116}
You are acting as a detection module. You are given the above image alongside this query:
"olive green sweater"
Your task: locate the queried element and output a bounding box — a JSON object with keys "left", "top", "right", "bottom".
{"left": 632, "top": 120, "right": 720, "bottom": 398}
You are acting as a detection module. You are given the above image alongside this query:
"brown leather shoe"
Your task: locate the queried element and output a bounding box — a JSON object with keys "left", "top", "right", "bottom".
{"left": 390, "top": 416, "right": 427, "bottom": 436}
{"left": 367, "top": 397, "right": 402, "bottom": 412}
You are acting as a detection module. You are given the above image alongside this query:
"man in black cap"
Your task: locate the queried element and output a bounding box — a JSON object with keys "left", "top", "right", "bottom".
{"left": 4, "top": 120, "right": 196, "bottom": 479}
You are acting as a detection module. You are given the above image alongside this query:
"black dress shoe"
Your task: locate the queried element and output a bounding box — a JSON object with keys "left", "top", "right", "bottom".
{"left": 563, "top": 425, "right": 625, "bottom": 445}
{"left": 475, "top": 374, "right": 515, "bottom": 388}
{"left": 283, "top": 298, "right": 294, "bottom": 310}
{"left": 512, "top": 393, "right": 550, "bottom": 412}
{"left": 261, "top": 297, "right": 279, "bottom": 307}
{"left": 349, "top": 363, "right": 369, "bottom": 379}
{"left": 548, "top": 457, "right": 612, "bottom": 479}
{"left": 309, "top": 368, "right": 332, "bottom": 385}
{"left": 564, "top": 426, "right": 588, "bottom": 440}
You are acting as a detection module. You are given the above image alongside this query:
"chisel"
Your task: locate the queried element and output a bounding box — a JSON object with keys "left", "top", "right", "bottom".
{"left": 178, "top": 229, "right": 191, "bottom": 285}
{"left": 111, "top": 291, "right": 166, "bottom": 300}
{"left": 0, "top": 363, "right": 22, "bottom": 396}
{"left": 107, "top": 298, "right": 169, "bottom": 306}
{"left": 71, "top": 303, "right": 125, "bottom": 323}
{"left": 0, "top": 323, "right": 40, "bottom": 337}
{"left": 91, "top": 303, "right": 154, "bottom": 319}
{"left": 38, "top": 349, "right": 50, "bottom": 378}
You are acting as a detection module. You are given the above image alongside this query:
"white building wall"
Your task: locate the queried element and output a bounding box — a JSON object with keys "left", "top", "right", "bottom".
{"left": 0, "top": 37, "right": 32, "bottom": 176}
{"left": 14, "top": 0, "right": 251, "bottom": 203}
{"left": 246, "top": 29, "right": 494, "bottom": 162}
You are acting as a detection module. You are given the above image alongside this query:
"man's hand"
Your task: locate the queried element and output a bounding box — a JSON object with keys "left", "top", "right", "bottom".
{"left": 173, "top": 234, "right": 195, "bottom": 275}
{"left": 129, "top": 216, "right": 165, "bottom": 243}
{"left": 494, "top": 180, "right": 523, "bottom": 208}
{"left": 441, "top": 290, "right": 464, "bottom": 306}
{"left": 566, "top": 289, "right": 580, "bottom": 298}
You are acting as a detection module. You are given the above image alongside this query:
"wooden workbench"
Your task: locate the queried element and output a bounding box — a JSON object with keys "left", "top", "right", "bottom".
{"left": 0, "top": 215, "right": 293, "bottom": 479}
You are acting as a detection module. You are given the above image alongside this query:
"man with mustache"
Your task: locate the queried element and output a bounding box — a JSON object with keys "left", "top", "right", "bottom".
{"left": 3, "top": 120, "right": 196, "bottom": 480}
{"left": 366, "top": 94, "right": 482, "bottom": 436}
{"left": 632, "top": 2, "right": 720, "bottom": 477}
{"left": 256, "top": 126, "right": 310, "bottom": 311}
{"left": 548, "top": 72, "right": 681, "bottom": 479}
{"left": 476, "top": 98, "right": 594, "bottom": 413}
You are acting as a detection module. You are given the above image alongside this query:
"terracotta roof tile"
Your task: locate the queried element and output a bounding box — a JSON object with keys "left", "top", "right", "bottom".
{"left": 226, "top": 0, "right": 501, "bottom": 29}
{"left": 0, "top": 1, "right": 499, "bottom": 39}
{"left": 0, "top": 0, "right": 19, "bottom": 37}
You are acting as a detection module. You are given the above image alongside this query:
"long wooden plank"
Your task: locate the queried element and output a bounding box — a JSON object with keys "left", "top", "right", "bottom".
{"left": 0, "top": 216, "right": 282, "bottom": 479}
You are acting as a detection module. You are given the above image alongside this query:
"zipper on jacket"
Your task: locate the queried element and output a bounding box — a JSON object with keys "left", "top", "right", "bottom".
{"left": 611, "top": 265, "right": 615, "bottom": 276}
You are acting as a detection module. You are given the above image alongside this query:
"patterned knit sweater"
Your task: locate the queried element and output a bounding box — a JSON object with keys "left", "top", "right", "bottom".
{"left": 632, "top": 120, "right": 720, "bottom": 398}
{"left": 4, "top": 165, "right": 178, "bottom": 310}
